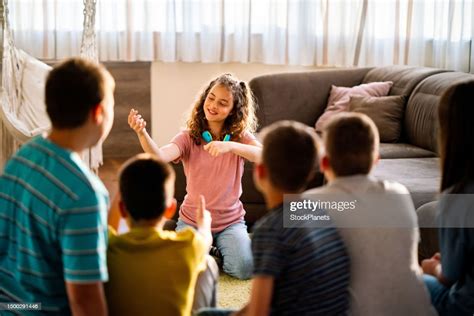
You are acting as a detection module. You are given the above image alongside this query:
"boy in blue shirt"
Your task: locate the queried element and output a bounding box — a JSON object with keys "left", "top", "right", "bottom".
{"left": 0, "top": 58, "right": 115, "bottom": 315}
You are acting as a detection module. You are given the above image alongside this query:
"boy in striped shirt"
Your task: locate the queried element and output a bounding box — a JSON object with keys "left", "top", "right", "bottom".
{"left": 198, "top": 121, "right": 350, "bottom": 315}
{"left": 0, "top": 58, "right": 115, "bottom": 315}
{"left": 245, "top": 121, "right": 350, "bottom": 315}
{"left": 199, "top": 121, "right": 349, "bottom": 316}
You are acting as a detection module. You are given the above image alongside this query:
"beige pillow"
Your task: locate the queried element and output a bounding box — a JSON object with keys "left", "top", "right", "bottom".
{"left": 349, "top": 95, "right": 406, "bottom": 143}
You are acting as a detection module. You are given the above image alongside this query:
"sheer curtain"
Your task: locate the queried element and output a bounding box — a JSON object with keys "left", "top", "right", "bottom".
{"left": 9, "top": 0, "right": 474, "bottom": 72}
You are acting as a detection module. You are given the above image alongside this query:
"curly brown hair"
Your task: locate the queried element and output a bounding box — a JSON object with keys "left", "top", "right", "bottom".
{"left": 186, "top": 73, "right": 258, "bottom": 145}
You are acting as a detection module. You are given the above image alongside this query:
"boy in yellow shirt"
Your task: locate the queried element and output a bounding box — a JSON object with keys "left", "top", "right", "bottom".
{"left": 105, "top": 153, "right": 218, "bottom": 316}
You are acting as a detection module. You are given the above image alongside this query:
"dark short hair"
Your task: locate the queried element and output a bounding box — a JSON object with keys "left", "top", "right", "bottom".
{"left": 45, "top": 57, "right": 112, "bottom": 129}
{"left": 438, "top": 80, "right": 474, "bottom": 193}
{"left": 119, "top": 154, "right": 175, "bottom": 221}
{"left": 260, "top": 121, "right": 319, "bottom": 193}
{"left": 323, "top": 112, "right": 379, "bottom": 177}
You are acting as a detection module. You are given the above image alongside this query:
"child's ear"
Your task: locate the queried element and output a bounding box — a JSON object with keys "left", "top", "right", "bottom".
{"left": 254, "top": 163, "right": 267, "bottom": 180}
{"left": 372, "top": 153, "right": 380, "bottom": 167}
{"left": 320, "top": 155, "right": 330, "bottom": 172}
{"left": 163, "top": 198, "right": 177, "bottom": 220}
{"left": 118, "top": 200, "right": 128, "bottom": 219}
{"left": 91, "top": 103, "right": 103, "bottom": 124}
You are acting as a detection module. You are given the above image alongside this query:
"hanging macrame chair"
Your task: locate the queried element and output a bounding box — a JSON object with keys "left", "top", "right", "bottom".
{"left": 0, "top": 0, "right": 102, "bottom": 172}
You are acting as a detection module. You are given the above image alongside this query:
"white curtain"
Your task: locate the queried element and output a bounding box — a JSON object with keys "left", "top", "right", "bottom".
{"left": 9, "top": 0, "right": 474, "bottom": 72}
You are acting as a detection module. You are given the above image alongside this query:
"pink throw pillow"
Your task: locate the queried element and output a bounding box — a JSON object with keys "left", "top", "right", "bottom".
{"left": 315, "top": 81, "right": 393, "bottom": 132}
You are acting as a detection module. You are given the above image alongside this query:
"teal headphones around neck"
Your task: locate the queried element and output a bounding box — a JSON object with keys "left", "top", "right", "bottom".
{"left": 202, "top": 131, "right": 231, "bottom": 143}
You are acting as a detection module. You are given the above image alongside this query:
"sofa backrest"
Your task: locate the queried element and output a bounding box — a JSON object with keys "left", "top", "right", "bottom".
{"left": 249, "top": 68, "right": 371, "bottom": 130}
{"left": 361, "top": 66, "right": 450, "bottom": 149}
{"left": 361, "top": 66, "right": 447, "bottom": 96}
{"left": 249, "top": 66, "right": 474, "bottom": 155}
{"left": 405, "top": 72, "right": 474, "bottom": 153}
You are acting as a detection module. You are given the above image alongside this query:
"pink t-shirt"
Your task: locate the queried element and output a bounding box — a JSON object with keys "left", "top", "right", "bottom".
{"left": 171, "top": 130, "right": 256, "bottom": 233}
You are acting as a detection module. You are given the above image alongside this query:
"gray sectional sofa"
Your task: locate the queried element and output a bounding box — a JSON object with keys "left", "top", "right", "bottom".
{"left": 173, "top": 66, "right": 474, "bottom": 226}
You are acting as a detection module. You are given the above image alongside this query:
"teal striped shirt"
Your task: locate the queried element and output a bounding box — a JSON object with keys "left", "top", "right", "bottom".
{"left": 0, "top": 136, "right": 109, "bottom": 315}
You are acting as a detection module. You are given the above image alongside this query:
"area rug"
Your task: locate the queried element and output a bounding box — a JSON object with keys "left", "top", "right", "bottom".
{"left": 217, "top": 274, "right": 251, "bottom": 308}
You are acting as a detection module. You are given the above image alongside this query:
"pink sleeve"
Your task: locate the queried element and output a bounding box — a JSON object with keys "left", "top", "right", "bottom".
{"left": 239, "top": 131, "right": 258, "bottom": 145}
{"left": 170, "top": 131, "right": 192, "bottom": 163}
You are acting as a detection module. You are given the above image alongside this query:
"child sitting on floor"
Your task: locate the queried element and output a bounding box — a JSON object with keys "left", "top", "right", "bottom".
{"left": 105, "top": 154, "right": 218, "bottom": 316}
{"left": 422, "top": 81, "right": 474, "bottom": 316}
{"left": 305, "top": 112, "right": 436, "bottom": 315}
{"left": 127, "top": 73, "right": 261, "bottom": 279}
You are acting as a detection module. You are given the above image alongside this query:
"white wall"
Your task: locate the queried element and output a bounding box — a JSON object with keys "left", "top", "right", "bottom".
{"left": 151, "top": 62, "right": 318, "bottom": 146}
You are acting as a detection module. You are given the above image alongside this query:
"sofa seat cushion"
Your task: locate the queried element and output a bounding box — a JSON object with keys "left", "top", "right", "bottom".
{"left": 379, "top": 143, "right": 437, "bottom": 159}
{"left": 372, "top": 157, "right": 440, "bottom": 208}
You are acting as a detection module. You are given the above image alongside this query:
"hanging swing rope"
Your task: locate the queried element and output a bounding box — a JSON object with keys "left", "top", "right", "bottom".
{"left": 80, "top": 0, "right": 103, "bottom": 173}
{"left": 81, "top": 0, "right": 98, "bottom": 62}
{"left": 2, "top": 0, "right": 25, "bottom": 125}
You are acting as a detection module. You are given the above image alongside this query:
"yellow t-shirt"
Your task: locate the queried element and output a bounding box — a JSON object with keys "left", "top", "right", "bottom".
{"left": 105, "top": 226, "right": 207, "bottom": 316}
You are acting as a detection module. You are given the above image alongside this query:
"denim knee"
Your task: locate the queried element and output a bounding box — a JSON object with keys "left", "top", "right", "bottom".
{"left": 223, "top": 252, "right": 253, "bottom": 280}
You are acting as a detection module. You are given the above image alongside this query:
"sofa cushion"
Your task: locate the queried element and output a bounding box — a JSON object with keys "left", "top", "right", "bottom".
{"left": 379, "top": 143, "right": 436, "bottom": 159}
{"left": 249, "top": 68, "right": 372, "bottom": 130}
{"left": 315, "top": 81, "right": 393, "bottom": 132}
{"left": 349, "top": 95, "right": 406, "bottom": 142}
{"left": 405, "top": 72, "right": 474, "bottom": 153}
{"left": 372, "top": 157, "right": 440, "bottom": 208}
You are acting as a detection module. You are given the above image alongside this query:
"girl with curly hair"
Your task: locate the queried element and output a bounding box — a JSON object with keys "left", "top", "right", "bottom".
{"left": 128, "top": 73, "right": 261, "bottom": 279}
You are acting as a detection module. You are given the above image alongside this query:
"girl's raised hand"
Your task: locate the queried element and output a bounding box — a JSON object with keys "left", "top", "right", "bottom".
{"left": 196, "top": 195, "right": 213, "bottom": 247}
{"left": 196, "top": 195, "right": 212, "bottom": 232}
{"left": 203, "top": 141, "right": 234, "bottom": 157}
{"left": 128, "top": 109, "right": 147, "bottom": 134}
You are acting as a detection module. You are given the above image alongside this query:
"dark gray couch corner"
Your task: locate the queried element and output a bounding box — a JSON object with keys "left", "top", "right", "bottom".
{"left": 243, "top": 65, "right": 474, "bottom": 226}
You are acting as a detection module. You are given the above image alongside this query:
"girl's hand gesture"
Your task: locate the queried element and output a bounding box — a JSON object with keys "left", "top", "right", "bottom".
{"left": 196, "top": 195, "right": 212, "bottom": 232}
{"left": 128, "top": 109, "right": 147, "bottom": 134}
{"left": 196, "top": 195, "right": 213, "bottom": 247}
{"left": 203, "top": 141, "right": 234, "bottom": 157}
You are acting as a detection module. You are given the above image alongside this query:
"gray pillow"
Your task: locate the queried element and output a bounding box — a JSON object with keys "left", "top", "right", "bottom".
{"left": 349, "top": 95, "right": 406, "bottom": 143}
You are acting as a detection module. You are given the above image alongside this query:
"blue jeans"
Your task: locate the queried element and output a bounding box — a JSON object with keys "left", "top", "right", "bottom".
{"left": 423, "top": 274, "right": 469, "bottom": 316}
{"left": 177, "top": 219, "right": 253, "bottom": 280}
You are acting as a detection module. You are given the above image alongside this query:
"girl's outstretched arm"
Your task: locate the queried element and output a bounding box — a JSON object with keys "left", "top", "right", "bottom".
{"left": 203, "top": 140, "right": 262, "bottom": 162}
{"left": 128, "top": 109, "right": 180, "bottom": 162}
